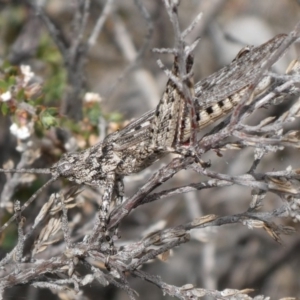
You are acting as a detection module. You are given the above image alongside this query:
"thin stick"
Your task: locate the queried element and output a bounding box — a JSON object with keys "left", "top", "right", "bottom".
{"left": 0, "top": 176, "right": 58, "bottom": 234}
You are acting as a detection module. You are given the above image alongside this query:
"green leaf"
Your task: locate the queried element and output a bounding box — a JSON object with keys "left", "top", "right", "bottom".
{"left": 40, "top": 111, "right": 58, "bottom": 129}
{"left": 87, "top": 106, "right": 101, "bottom": 126}
{"left": 34, "top": 120, "right": 44, "bottom": 138}
{"left": 2, "top": 60, "right": 12, "bottom": 70}
{"left": 8, "top": 76, "right": 16, "bottom": 86}
{"left": 16, "top": 88, "right": 25, "bottom": 101}
{"left": 109, "top": 112, "right": 123, "bottom": 122}
{"left": 1, "top": 103, "right": 9, "bottom": 115}
{"left": 0, "top": 80, "right": 8, "bottom": 90}
{"left": 46, "top": 107, "right": 59, "bottom": 116}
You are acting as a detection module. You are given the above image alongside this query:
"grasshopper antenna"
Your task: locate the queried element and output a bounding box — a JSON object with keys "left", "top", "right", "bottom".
{"left": 0, "top": 168, "right": 52, "bottom": 174}
{"left": 0, "top": 176, "right": 58, "bottom": 234}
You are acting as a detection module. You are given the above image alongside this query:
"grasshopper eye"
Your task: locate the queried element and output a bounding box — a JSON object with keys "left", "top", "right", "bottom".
{"left": 57, "top": 161, "right": 73, "bottom": 176}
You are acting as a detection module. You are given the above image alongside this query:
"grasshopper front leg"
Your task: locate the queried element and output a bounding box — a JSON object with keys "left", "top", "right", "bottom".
{"left": 86, "top": 172, "right": 116, "bottom": 246}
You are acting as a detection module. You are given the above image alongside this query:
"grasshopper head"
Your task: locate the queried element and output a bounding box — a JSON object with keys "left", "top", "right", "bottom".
{"left": 52, "top": 152, "right": 85, "bottom": 183}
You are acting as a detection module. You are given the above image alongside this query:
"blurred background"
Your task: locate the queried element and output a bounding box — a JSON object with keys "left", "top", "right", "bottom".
{"left": 1, "top": 1, "right": 300, "bottom": 299}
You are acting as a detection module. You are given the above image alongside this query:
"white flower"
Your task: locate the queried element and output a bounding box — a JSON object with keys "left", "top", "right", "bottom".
{"left": 84, "top": 92, "right": 102, "bottom": 103}
{"left": 10, "top": 123, "right": 31, "bottom": 140}
{"left": 1, "top": 91, "right": 12, "bottom": 102}
{"left": 20, "top": 65, "right": 34, "bottom": 87}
